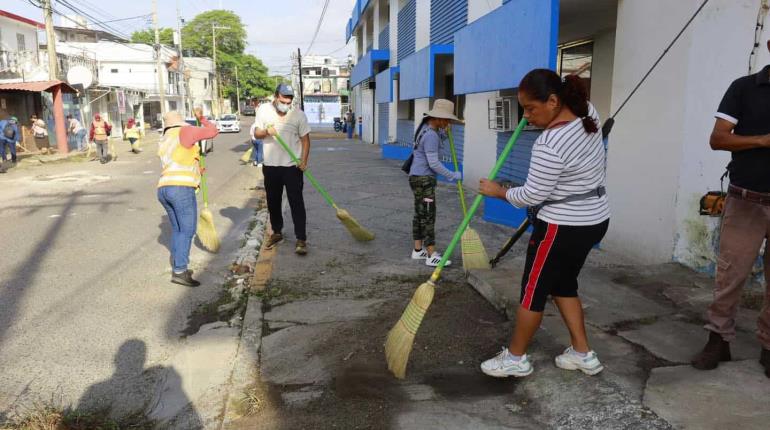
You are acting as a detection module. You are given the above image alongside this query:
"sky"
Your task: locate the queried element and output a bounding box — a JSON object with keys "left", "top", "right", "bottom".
{"left": 6, "top": 0, "right": 356, "bottom": 76}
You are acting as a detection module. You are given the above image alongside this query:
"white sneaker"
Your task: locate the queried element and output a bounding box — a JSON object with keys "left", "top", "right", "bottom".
{"left": 481, "top": 347, "right": 533, "bottom": 378}
{"left": 554, "top": 346, "right": 604, "bottom": 375}
{"left": 411, "top": 248, "right": 428, "bottom": 260}
{"left": 426, "top": 252, "right": 451, "bottom": 267}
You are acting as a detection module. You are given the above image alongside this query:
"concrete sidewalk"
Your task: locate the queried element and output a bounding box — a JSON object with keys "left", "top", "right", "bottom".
{"left": 226, "top": 137, "right": 769, "bottom": 430}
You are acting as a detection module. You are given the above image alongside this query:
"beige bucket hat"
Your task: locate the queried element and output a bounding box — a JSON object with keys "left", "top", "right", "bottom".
{"left": 163, "top": 111, "right": 188, "bottom": 128}
{"left": 424, "top": 98, "right": 462, "bottom": 123}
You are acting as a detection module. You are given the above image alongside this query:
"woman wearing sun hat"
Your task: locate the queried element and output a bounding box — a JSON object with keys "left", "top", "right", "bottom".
{"left": 408, "top": 98, "right": 463, "bottom": 267}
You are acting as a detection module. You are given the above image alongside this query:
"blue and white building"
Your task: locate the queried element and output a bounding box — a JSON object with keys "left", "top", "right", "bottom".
{"left": 346, "top": 0, "right": 770, "bottom": 273}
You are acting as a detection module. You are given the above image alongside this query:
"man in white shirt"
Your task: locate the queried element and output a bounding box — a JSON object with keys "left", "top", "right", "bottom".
{"left": 253, "top": 84, "right": 312, "bottom": 255}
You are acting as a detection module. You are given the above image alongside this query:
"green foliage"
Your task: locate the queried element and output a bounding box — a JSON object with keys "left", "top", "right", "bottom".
{"left": 218, "top": 53, "right": 275, "bottom": 102}
{"left": 181, "top": 10, "right": 247, "bottom": 58}
{"left": 130, "top": 28, "right": 174, "bottom": 46}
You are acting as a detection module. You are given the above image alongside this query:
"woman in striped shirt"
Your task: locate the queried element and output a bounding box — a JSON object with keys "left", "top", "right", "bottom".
{"left": 478, "top": 69, "right": 610, "bottom": 378}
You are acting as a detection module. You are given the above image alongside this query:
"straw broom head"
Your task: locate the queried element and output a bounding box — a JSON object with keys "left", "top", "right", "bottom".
{"left": 335, "top": 208, "right": 375, "bottom": 242}
{"left": 385, "top": 280, "right": 435, "bottom": 379}
{"left": 197, "top": 207, "right": 220, "bottom": 252}
{"left": 461, "top": 227, "right": 490, "bottom": 271}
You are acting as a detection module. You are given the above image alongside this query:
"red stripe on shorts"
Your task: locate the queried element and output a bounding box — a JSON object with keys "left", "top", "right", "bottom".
{"left": 522, "top": 223, "right": 559, "bottom": 310}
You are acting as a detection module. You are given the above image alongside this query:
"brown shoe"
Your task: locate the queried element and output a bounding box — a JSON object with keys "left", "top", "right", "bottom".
{"left": 692, "top": 331, "right": 731, "bottom": 370}
{"left": 761, "top": 348, "right": 770, "bottom": 378}
{"left": 295, "top": 240, "right": 308, "bottom": 256}
{"left": 265, "top": 233, "right": 283, "bottom": 249}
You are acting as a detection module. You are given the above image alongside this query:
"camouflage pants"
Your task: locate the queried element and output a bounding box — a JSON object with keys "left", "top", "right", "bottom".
{"left": 409, "top": 175, "right": 437, "bottom": 247}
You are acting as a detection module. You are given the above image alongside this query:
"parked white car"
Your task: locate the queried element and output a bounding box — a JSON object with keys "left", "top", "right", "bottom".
{"left": 216, "top": 114, "right": 241, "bottom": 133}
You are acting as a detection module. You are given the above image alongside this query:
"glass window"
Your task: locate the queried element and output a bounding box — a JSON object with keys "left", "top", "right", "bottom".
{"left": 558, "top": 40, "right": 594, "bottom": 94}
{"left": 16, "top": 33, "right": 26, "bottom": 51}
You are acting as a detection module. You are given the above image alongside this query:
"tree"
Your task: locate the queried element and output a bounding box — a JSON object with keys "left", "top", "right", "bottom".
{"left": 131, "top": 28, "right": 174, "bottom": 45}
{"left": 218, "top": 53, "right": 275, "bottom": 107}
{"left": 181, "top": 10, "right": 247, "bottom": 58}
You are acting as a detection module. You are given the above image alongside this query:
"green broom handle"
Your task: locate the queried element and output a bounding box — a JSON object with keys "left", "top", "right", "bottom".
{"left": 431, "top": 118, "right": 528, "bottom": 281}
{"left": 447, "top": 127, "right": 467, "bottom": 216}
{"left": 273, "top": 132, "right": 338, "bottom": 209}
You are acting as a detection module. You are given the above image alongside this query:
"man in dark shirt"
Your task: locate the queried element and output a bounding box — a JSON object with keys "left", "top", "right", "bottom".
{"left": 692, "top": 40, "right": 770, "bottom": 377}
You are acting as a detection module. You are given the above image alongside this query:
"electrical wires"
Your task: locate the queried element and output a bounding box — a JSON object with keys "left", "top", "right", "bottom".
{"left": 306, "top": 0, "right": 331, "bottom": 54}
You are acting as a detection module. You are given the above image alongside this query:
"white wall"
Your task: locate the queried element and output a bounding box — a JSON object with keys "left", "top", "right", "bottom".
{"left": 468, "top": 0, "right": 502, "bottom": 23}
{"left": 415, "top": 0, "right": 430, "bottom": 50}
{"left": 463, "top": 92, "right": 500, "bottom": 188}
{"left": 605, "top": 0, "right": 769, "bottom": 266}
{"left": 0, "top": 17, "right": 38, "bottom": 53}
{"left": 414, "top": 98, "right": 429, "bottom": 132}
{"left": 672, "top": 0, "right": 770, "bottom": 270}
{"left": 590, "top": 29, "right": 616, "bottom": 122}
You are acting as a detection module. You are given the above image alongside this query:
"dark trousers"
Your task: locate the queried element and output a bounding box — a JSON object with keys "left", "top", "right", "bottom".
{"left": 264, "top": 165, "right": 307, "bottom": 241}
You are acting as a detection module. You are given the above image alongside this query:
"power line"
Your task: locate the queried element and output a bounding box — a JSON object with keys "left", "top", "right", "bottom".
{"left": 306, "top": 0, "right": 330, "bottom": 54}
{"left": 57, "top": 0, "right": 132, "bottom": 39}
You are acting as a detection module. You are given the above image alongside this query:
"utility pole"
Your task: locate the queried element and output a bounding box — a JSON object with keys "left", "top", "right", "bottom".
{"left": 235, "top": 66, "right": 241, "bottom": 116}
{"left": 176, "top": 0, "right": 188, "bottom": 118}
{"left": 153, "top": 0, "right": 167, "bottom": 121}
{"left": 211, "top": 25, "right": 230, "bottom": 117}
{"left": 297, "top": 48, "right": 305, "bottom": 111}
{"left": 43, "top": 0, "right": 57, "bottom": 80}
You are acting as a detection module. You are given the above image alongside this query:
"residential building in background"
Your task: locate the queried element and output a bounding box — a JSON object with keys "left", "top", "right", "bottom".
{"left": 292, "top": 55, "right": 351, "bottom": 125}
{"left": 344, "top": 0, "right": 770, "bottom": 274}
{"left": 0, "top": 10, "right": 44, "bottom": 84}
{"left": 184, "top": 57, "right": 215, "bottom": 117}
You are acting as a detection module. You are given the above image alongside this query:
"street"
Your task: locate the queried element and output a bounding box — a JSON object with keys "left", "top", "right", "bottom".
{"left": 0, "top": 121, "right": 261, "bottom": 427}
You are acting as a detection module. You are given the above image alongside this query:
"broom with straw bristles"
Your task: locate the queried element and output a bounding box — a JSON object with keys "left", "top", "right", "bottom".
{"left": 447, "top": 127, "right": 490, "bottom": 271}
{"left": 385, "top": 118, "right": 528, "bottom": 379}
{"left": 196, "top": 151, "right": 220, "bottom": 252}
{"left": 272, "top": 132, "right": 375, "bottom": 242}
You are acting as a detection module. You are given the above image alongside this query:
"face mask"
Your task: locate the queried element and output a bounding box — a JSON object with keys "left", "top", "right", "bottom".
{"left": 275, "top": 101, "right": 291, "bottom": 113}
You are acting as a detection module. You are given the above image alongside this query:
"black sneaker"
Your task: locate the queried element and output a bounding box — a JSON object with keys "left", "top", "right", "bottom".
{"left": 171, "top": 270, "right": 201, "bottom": 287}
{"left": 761, "top": 348, "right": 770, "bottom": 378}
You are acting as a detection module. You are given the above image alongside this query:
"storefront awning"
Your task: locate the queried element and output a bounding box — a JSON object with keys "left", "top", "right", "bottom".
{"left": 0, "top": 80, "right": 78, "bottom": 94}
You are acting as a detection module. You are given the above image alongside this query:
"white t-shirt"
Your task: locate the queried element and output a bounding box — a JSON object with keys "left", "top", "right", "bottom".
{"left": 253, "top": 102, "right": 311, "bottom": 167}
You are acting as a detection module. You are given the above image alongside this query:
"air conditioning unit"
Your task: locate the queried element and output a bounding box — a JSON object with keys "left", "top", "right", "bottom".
{"left": 488, "top": 97, "right": 515, "bottom": 131}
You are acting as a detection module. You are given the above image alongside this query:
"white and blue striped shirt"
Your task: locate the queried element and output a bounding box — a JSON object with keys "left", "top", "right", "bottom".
{"left": 505, "top": 103, "right": 610, "bottom": 226}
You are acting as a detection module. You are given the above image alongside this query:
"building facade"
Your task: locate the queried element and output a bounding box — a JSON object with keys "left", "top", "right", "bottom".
{"left": 184, "top": 57, "right": 215, "bottom": 117}
{"left": 292, "top": 55, "right": 351, "bottom": 125}
{"left": 345, "top": 0, "right": 770, "bottom": 273}
{"left": 0, "top": 10, "right": 44, "bottom": 84}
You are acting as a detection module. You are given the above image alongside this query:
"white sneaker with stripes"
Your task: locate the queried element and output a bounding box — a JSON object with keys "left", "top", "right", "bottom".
{"left": 481, "top": 347, "right": 533, "bottom": 378}
{"left": 426, "top": 252, "right": 451, "bottom": 267}
{"left": 411, "top": 248, "right": 428, "bottom": 260}
{"left": 554, "top": 346, "right": 604, "bottom": 375}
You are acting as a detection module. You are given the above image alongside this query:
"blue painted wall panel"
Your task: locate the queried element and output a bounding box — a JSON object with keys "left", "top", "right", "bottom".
{"left": 379, "top": 25, "right": 390, "bottom": 51}
{"left": 397, "top": 0, "right": 417, "bottom": 63}
{"left": 375, "top": 69, "right": 393, "bottom": 103}
{"left": 454, "top": 0, "right": 559, "bottom": 94}
{"left": 378, "top": 103, "right": 390, "bottom": 145}
{"left": 396, "top": 119, "right": 414, "bottom": 147}
{"left": 496, "top": 130, "right": 540, "bottom": 184}
{"left": 399, "top": 46, "right": 432, "bottom": 100}
{"left": 431, "top": 0, "right": 468, "bottom": 45}
{"left": 439, "top": 124, "right": 464, "bottom": 164}
{"left": 350, "top": 50, "right": 390, "bottom": 87}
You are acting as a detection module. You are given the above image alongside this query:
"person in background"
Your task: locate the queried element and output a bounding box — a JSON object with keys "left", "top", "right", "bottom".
{"left": 345, "top": 109, "right": 355, "bottom": 139}
{"left": 249, "top": 120, "right": 264, "bottom": 167}
{"left": 407, "top": 99, "right": 462, "bottom": 267}
{"left": 253, "top": 84, "right": 312, "bottom": 256}
{"left": 89, "top": 114, "right": 112, "bottom": 164}
{"left": 124, "top": 118, "right": 143, "bottom": 154}
{"left": 478, "top": 69, "right": 609, "bottom": 379}
{"left": 692, "top": 39, "right": 770, "bottom": 378}
{"left": 31, "top": 114, "right": 49, "bottom": 154}
{"left": 0, "top": 116, "right": 20, "bottom": 164}
{"left": 67, "top": 114, "right": 86, "bottom": 152}
{"left": 157, "top": 108, "right": 218, "bottom": 287}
